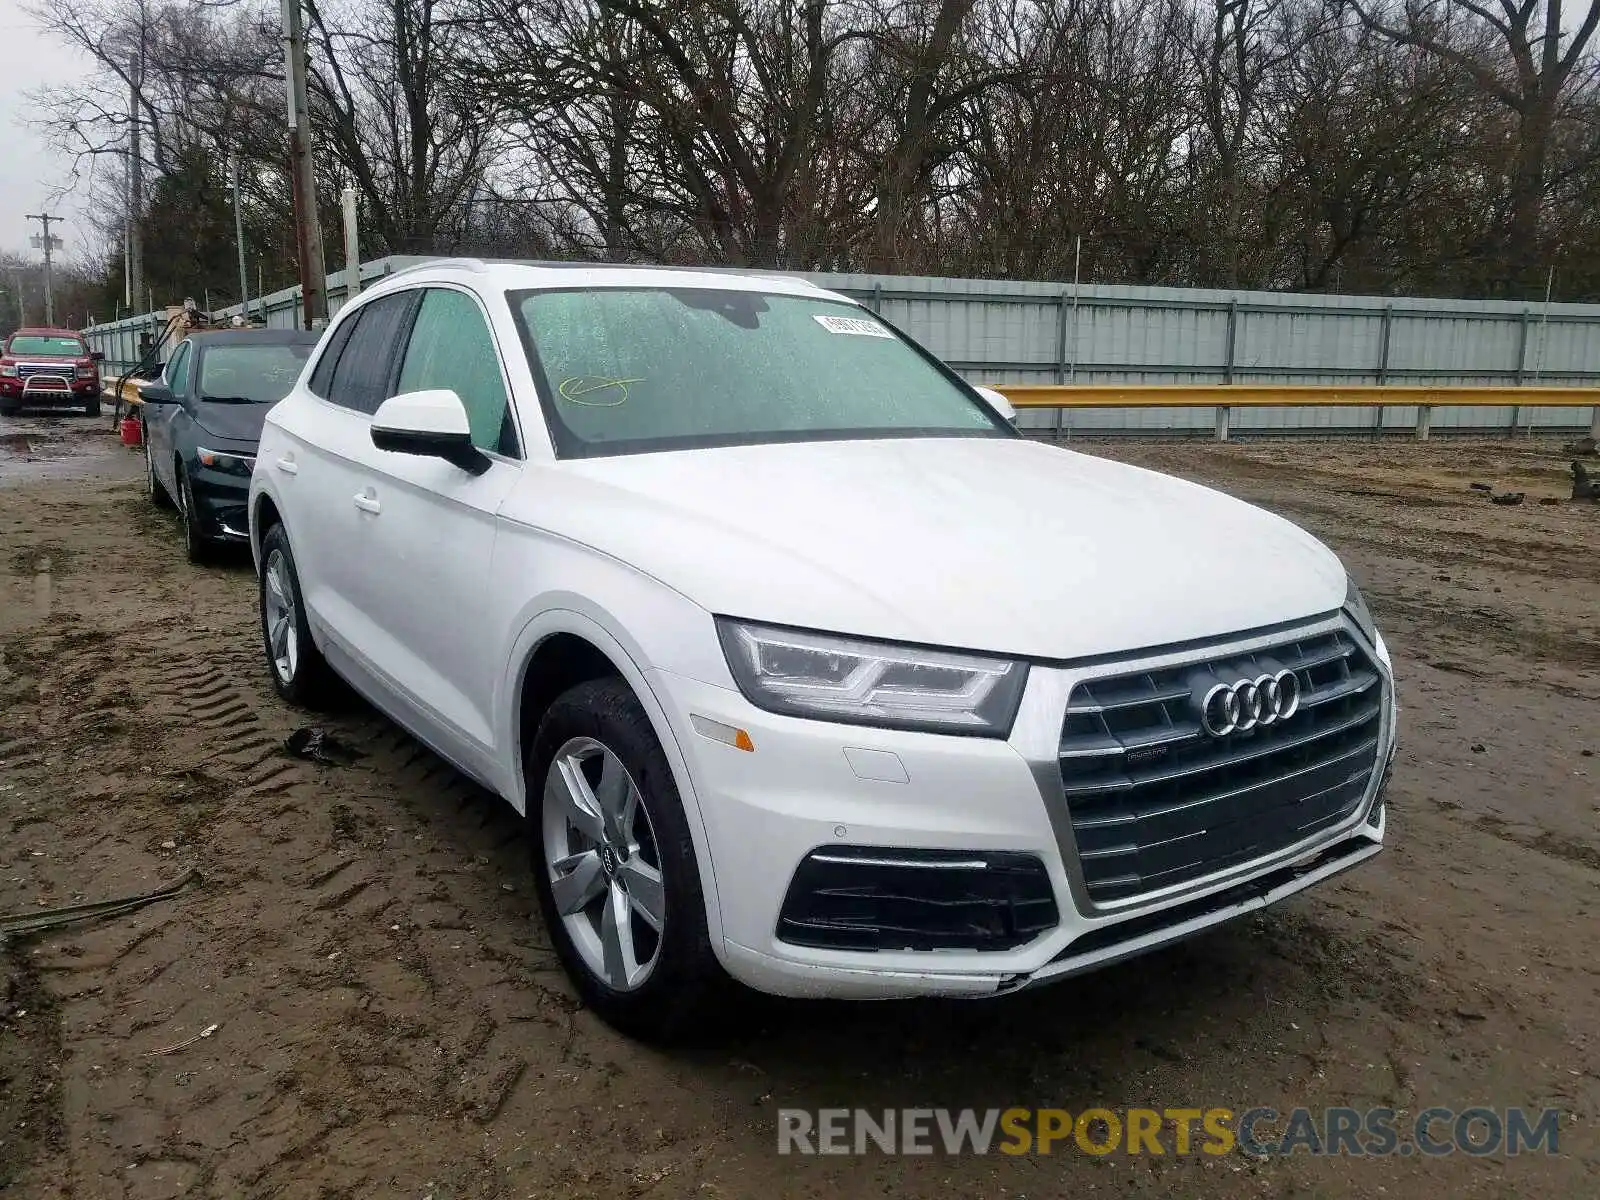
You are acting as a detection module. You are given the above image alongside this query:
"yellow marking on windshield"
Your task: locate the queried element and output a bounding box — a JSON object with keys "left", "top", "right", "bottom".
{"left": 559, "top": 376, "right": 644, "bottom": 406}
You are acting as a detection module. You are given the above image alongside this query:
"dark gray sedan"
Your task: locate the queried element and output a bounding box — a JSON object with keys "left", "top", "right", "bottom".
{"left": 141, "top": 329, "right": 318, "bottom": 562}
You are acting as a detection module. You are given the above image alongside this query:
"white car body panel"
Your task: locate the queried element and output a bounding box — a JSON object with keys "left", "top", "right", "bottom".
{"left": 533, "top": 437, "right": 1347, "bottom": 662}
{"left": 249, "top": 260, "right": 1393, "bottom": 1002}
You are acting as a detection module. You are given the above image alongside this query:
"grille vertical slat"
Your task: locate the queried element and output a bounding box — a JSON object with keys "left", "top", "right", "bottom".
{"left": 1059, "top": 628, "right": 1383, "bottom": 902}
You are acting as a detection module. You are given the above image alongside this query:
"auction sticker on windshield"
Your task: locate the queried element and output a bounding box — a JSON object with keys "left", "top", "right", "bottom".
{"left": 813, "top": 314, "right": 894, "bottom": 338}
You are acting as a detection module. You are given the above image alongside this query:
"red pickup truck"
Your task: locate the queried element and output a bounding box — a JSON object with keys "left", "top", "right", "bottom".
{"left": 0, "top": 327, "right": 103, "bottom": 417}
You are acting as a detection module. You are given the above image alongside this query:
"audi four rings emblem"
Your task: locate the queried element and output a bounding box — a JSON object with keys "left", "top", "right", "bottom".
{"left": 1199, "top": 671, "right": 1301, "bottom": 737}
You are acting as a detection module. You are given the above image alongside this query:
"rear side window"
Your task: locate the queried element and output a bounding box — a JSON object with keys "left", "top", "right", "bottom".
{"left": 323, "top": 292, "right": 418, "bottom": 414}
{"left": 308, "top": 315, "right": 359, "bottom": 399}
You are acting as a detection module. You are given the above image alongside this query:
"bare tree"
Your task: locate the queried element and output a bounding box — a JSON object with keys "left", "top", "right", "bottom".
{"left": 302, "top": 0, "right": 504, "bottom": 253}
{"left": 20, "top": 0, "right": 1600, "bottom": 300}
{"left": 949, "top": 0, "right": 1195, "bottom": 282}
{"left": 1350, "top": 0, "right": 1600, "bottom": 291}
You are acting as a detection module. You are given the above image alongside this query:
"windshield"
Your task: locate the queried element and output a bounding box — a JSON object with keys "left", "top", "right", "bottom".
{"left": 509, "top": 288, "right": 1011, "bottom": 457}
{"left": 198, "top": 343, "right": 312, "bottom": 403}
{"left": 8, "top": 335, "right": 85, "bottom": 357}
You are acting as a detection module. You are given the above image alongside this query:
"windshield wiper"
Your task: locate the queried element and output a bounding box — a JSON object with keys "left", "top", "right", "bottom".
{"left": 199, "top": 394, "right": 265, "bottom": 404}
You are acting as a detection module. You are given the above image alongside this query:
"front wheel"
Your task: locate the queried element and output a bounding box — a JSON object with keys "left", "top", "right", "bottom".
{"left": 0, "top": 402, "right": 19, "bottom": 418}
{"left": 258, "top": 522, "right": 337, "bottom": 707}
{"left": 528, "top": 678, "right": 729, "bottom": 1041}
{"left": 84, "top": 396, "right": 101, "bottom": 417}
{"left": 177, "top": 465, "right": 213, "bottom": 564}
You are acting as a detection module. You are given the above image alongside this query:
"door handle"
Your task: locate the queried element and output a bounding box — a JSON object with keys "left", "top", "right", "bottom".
{"left": 275, "top": 457, "right": 298, "bottom": 475}
{"left": 353, "top": 491, "right": 381, "bottom": 515}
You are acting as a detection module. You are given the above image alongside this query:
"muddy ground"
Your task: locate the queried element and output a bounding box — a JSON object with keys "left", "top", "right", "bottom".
{"left": 1, "top": 412, "right": 1596, "bottom": 1198}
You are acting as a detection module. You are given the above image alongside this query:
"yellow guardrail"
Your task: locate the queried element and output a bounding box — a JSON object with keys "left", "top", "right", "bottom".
{"left": 993, "top": 384, "right": 1600, "bottom": 441}
{"left": 105, "top": 379, "right": 147, "bottom": 408}
{"left": 97, "top": 379, "right": 1599, "bottom": 440}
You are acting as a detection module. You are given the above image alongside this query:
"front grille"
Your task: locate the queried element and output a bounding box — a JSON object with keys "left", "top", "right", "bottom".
{"left": 776, "top": 846, "right": 1059, "bottom": 952}
{"left": 1059, "top": 626, "right": 1383, "bottom": 903}
{"left": 17, "top": 363, "right": 72, "bottom": 382}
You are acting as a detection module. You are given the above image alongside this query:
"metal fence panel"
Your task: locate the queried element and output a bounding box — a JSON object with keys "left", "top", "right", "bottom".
{"left": 82, "top": 258, "right": 1600, "bottom": 434}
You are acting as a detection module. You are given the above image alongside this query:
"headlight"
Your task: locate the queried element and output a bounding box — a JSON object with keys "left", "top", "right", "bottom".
{"left": 716, "top": 618, "right": 1028, "bottom": 736}
{"left": 1344, "top": 575, "right": 1388, "bottom": 664}
{"left": 0, "top": 365, "right": 16, "bottom": 378}
{"left": 196, "top": 447, "right": 255, "bottom": 476}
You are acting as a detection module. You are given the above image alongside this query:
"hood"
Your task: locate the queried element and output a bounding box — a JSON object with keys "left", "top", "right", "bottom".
{"left": 518, "top": 437, "right": 1346, "bottom": 662}
{"left": 194, "top": 401, "right": 270, "bottom": 444}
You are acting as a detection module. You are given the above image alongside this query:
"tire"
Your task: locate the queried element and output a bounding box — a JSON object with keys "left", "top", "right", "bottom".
{"left": 177, "top": 464, "right": 213, "bottom": 564}
{"left": 145, "top": 432, "right": 173, "bottom": 508}
{"left": 84, "top": 396, "right": 101, "bottom": 417}
{"left": 258, "top": 522, "right": 337, "bottom": 707}
{"left": 528, "top": 678, "right": 729, "bottom": 1041}
{"left": 0, "top": 402, "right": 19, "bottom": 417}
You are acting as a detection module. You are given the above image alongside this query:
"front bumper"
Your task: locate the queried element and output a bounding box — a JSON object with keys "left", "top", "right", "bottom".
{"left": 188, "top": 467, "right": 254, "bottom": 541}
{"left": 651, "top": 612, "right": 1395, "bottom": 999}
{"left": 1, "top": 376, "right": 99, "bottom": 407}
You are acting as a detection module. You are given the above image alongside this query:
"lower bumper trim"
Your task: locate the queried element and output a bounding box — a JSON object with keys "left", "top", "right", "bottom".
{"left": 1010, "top": 834, "right": 1381, "bottom": 991}
{"left": 720, "top": 939, "right": 1005, "bottom": 999}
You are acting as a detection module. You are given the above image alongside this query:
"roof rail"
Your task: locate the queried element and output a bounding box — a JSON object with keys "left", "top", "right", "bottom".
{"left": 755, "top": 274, "right": 824, "bottom": 291}
{"left": 380, "top": 257, "right": 826, "bottom": 290}
{"left": 383, "top": 257, "right": 490, "bottom": 280}
{"left": 482, "top": 258, "right": 825, "bottom": 287}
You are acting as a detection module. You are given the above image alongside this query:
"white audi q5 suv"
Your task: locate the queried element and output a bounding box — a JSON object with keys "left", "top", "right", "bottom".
{"left": 249, "top": 260, "right": 1397, "bottom": 1038}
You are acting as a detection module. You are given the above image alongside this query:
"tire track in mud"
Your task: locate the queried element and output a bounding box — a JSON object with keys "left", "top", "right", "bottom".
{"left": 2, "top": 603, "right": 576, "bottom": 1195}
{"left": 0, "top": 736, "right": 42, "bottom": 772}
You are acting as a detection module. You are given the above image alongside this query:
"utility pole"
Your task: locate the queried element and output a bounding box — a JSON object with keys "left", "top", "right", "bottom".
{"left": 26, "top": 213, "right": 62, "bottom": 326}
{"left": 232, "top": 153, "right": 250, "bottom": 320}
{"left": 12, "top": 271, "right": 25, "bottom": 327}
{"left": 341, "top": 183, "right": 360, "bottom": 301}
{"left": 281, "top": 0, "right": 327, "bottom": 328}
{"left": 128, "top": 34, "right": 145, "bottom": 316}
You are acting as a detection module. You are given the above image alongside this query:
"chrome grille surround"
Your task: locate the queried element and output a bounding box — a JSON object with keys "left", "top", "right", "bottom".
{"left": 1013, "top": 612, "right": 1392, "bottom": 917}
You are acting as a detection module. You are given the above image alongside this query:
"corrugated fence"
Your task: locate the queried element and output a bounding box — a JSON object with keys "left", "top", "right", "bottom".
{"left": 83, "top": 258, "right": 1600, "bottom": 436}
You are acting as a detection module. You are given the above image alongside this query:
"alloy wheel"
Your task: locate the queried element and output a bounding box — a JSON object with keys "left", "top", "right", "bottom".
{"left": 179, "top": 474, "right": 194, "bottom": 554}
{"left": 542, "top": 737, "right": 666, "bottom": 991}
{"left": 262, "top": 548, "right": 299, "bottom": 684}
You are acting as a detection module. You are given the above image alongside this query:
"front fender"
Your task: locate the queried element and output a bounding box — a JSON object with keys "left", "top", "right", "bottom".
{"left": 247, "top": 473, "right": 276, "bottom": 573}
{"left": 500, "top": 603, "right": 729, "bottom": 957}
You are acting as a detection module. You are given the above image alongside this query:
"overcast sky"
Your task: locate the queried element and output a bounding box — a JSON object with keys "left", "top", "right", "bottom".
{"left": 0, "top": 1, "right": 90, "bottom": 263}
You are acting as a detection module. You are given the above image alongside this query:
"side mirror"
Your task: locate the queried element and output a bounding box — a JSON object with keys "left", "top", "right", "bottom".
{"left": 371, "top": 389, "right": 489, "bottom": 475}
{"left": 138, "top": 381, "right": 174, "bottom": 405}
{"left": 973, "top": 385, "right": 1017, "bottom": 424}
{"left": 90, "top": 350, "right": 105, "bottom": 363}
